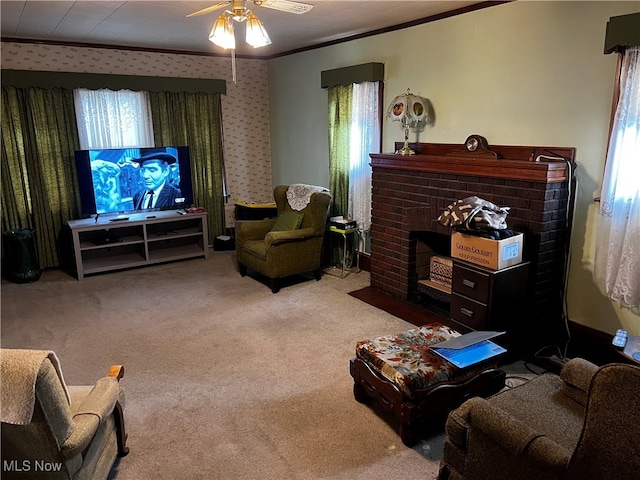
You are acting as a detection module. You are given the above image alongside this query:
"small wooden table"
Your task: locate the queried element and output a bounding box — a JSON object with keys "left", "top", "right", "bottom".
{"left": 234, "top": 201, "right": 277, "bottom": 221}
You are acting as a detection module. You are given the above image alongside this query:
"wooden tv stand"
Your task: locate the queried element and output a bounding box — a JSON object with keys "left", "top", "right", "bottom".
{"left": 67, "top": 210, "right": 209, "bottom": 280}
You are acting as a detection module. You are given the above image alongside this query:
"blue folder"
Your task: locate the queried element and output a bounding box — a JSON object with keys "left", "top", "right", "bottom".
{"left": 431, "top": 331, "right": 506, "bottom": 369}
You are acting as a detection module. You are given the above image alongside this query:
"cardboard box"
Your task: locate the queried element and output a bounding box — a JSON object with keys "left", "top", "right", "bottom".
{"left": 451, "top": 231, "right": 523, "bottom": 270}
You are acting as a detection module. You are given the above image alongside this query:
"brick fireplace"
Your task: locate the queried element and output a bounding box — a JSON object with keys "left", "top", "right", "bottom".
{"left": 369, "top": 140, "right": 576, "bottom": 328}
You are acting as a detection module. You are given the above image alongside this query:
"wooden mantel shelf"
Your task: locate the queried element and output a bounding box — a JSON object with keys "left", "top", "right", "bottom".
{"left": 370, "top": 142, "right": 576, "bottom": 183}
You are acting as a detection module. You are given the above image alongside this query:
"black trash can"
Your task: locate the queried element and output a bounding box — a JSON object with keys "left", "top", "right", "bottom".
{"left": 3, "top": 228, "right": 42, "bottom": 283}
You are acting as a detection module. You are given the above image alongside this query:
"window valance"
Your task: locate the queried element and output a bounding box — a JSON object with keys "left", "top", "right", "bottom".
{"left": 1, "top": 69, "right": 226, "bottom": 95}
{"left": 604, "top": 12, "right": 640, "bottom": 54}
{"left": 321, "top": 62, "right": 384, "bottom": 88}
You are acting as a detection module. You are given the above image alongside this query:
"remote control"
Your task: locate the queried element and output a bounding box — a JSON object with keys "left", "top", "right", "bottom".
{"left": 612, "top": 329, "right": 628, "bottom": 350}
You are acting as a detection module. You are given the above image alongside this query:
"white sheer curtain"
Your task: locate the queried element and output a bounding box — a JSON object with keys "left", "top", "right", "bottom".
{"left": 348, "top": 81, "right": 380, "bottom": 238}
{"left": 74, "top": 88, "right": 154, "bottom": 149}
{"left": 594, "top": 46, "right": 640, "bottom": 311}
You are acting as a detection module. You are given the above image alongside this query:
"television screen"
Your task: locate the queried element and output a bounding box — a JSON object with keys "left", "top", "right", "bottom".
{"left": 74, "top": 146, "right": 193, "bottom": 217}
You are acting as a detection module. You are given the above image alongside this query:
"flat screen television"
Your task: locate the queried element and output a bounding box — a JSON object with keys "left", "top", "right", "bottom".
{"left": 74, "top": 146, "right": 193, "bottom": 217}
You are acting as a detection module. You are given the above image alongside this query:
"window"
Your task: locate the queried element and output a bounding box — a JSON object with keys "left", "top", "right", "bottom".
{"left": 74, "top": 88, "right": 154, "bottom": 149}
{"left": 328, "top": 81, "right": 381, "bottom": 254}
{"left": 593, "top": 46, "right": 640, "bottom": 311}
{"left": 349, "top": 81, "right": 381, "bottom": 236}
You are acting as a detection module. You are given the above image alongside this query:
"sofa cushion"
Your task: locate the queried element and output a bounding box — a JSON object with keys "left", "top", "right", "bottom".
{"left": 271, "top": 211, "right": 303, "bottom": 231}
{"left": 489, "top": 373, "right": 584, "bottom": 452}
{"left": 242, "top": 240, "right": 267, "bottom": 259}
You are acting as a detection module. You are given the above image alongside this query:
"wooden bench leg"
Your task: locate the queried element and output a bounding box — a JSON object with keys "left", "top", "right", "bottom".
{"left": 399, "top": 422, "right": 420, "bottom": 447}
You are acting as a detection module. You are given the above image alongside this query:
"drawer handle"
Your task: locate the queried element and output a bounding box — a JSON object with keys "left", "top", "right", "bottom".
{"left": 462, "top": 279, "right": 476, "bottom": 289}
{"left": 460, "top": 307, "right": 474, "bottom": 317}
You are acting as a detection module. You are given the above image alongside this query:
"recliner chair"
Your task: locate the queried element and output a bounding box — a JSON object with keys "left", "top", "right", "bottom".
{"left": 438, "top": 358, "right": 640, "bottom": 480}
{"left": 1, "top": 349, "right": 128, "bottom": 480}
{"left": 235, "top": 185, "right": 331, "bottom": 293}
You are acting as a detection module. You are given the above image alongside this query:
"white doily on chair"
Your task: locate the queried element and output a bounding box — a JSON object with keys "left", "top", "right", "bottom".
{"left": 286, "top": 184, "right": 329, "bottom": 211}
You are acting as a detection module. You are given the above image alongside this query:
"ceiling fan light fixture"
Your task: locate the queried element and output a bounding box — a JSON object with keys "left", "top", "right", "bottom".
{"left": 209, "top": 13, "right": 236, "bottom": 49}
{"left": 192, "top": 0, "right": 312, "bottom": 82}
{"left": 245, "top": 12, "right": 271, "bottom": 48}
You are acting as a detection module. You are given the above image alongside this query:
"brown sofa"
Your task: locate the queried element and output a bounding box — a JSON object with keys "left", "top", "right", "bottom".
{"left": 235, "top": 185, "right": 331, "bottom": 293}
{"left": 438, "top": 358, "right": 640, "bottom": 480}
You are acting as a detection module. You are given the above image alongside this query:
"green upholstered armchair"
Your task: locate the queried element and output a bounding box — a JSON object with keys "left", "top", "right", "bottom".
{"left": 235, "top": 185, "right": 331, "bottom": 293}
{"left": 1, "top": 349, "right": 128, "bottom": 480}
{"left": 438, "top": 358, "right": 640, "bottom": 480}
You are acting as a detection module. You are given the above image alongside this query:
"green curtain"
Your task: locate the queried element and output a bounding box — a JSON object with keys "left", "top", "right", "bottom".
{"left": 327, "top": 84, "right": 353, "bottom": 267}
{"left": 328, "top": 85, "right": 352, "bottom": 218}
{"left": 148, "top": 91, "right": 226, "bottom": 242}
{"left": 1, "top": 86, "right": 81, "bottom": 268}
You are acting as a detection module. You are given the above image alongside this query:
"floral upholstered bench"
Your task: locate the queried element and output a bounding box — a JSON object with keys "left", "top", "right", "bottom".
{"left": 350, "top": 323, "right": 505, "bottom": 446}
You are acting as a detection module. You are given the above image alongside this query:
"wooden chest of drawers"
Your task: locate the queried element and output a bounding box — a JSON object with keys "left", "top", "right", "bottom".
{"left": 450, "top": 260, "right": 530, "bottom": 334}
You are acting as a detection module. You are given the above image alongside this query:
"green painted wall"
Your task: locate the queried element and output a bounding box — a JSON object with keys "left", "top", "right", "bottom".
{"left": 267, "top": 1, "right": 640, "bottom": 335}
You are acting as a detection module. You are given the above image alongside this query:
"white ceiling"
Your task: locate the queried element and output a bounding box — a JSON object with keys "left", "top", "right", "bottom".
{"left": 0, "top": 1, "right": 487, "bottom": 58}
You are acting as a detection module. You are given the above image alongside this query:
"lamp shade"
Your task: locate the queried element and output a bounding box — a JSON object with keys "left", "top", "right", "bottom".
{"left": 246, "top": 12, "right": 271, "bottom": 48}
{"left": 209, "top": 14, "right": 236, "bottom": 49}
{"left": 387, "top": 88, "right": 428, "bottom": 127}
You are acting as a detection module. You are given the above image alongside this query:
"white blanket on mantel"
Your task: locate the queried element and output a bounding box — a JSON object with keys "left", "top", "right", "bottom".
{"left": 286, "top": 184, "right": 329, "bottom": 211}
{"left": 0, "top": 349, "right": 71, "bottom": 425}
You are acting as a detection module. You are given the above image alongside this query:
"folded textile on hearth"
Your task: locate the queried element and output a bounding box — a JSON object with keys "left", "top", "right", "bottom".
{"left": 430, "top": 255, "right": 453, "bottom": 287}
{"left": 286, "top": 184, "right": 330, "bottom": 211}
{"left": 438, "top": 196, "right": 510, "bottom": 231}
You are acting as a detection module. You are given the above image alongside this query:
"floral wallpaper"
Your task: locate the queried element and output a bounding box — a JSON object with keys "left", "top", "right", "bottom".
{"left": 0, "top": 41, "right": 273, "bottom": 228}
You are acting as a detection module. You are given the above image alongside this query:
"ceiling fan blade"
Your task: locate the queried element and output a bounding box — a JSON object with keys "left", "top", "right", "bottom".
{"left": 186, "top": 2, "right": 230, "bottom": 18}
{"left": 254, "top": 0, "right": 313, "bottom": 15}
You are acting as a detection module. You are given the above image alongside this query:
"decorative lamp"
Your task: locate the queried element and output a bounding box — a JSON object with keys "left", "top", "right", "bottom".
{"left": 387, "top": 88, "right": 429, "bottom": 155}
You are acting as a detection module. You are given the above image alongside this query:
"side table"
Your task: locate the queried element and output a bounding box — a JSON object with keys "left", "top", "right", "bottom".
{"left": 234, "top": 201, "right": 277, "bottom": 221}
{"left": 327, "top": 225, "right": 360, "bottom": 278}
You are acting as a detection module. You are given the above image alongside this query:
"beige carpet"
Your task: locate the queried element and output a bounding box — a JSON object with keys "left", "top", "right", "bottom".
{"left": 1, "top": 251, "right": 450, "bottom": 480}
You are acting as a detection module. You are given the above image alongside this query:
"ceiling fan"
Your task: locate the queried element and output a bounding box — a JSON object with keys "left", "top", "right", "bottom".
{"left": 186, "top": 0, "right": 314, "bottom": 20}
{"left": 187, "top": 1, "right": 313, "bottom": 82}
